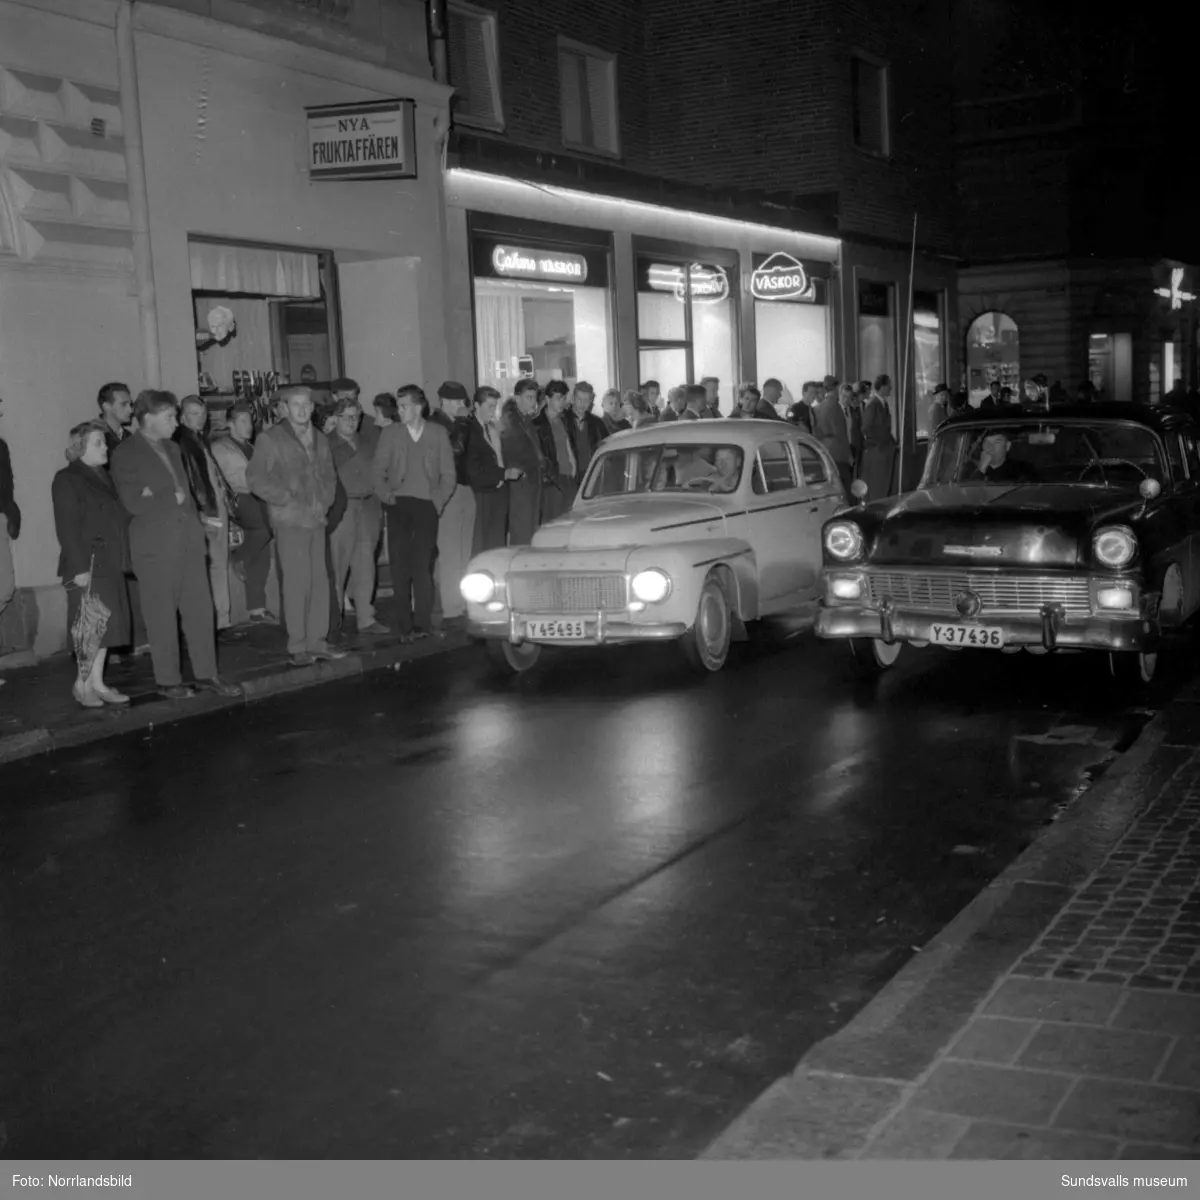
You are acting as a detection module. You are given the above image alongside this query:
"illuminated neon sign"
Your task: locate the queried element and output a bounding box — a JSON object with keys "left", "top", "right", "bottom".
{"left": 491, "top": 244, "right": 588, "bottom": 283}
{"left": 750, "top": 251, "right": 813, "bottom": 301}
{"left": 646, "top": 262, "right": 730, "bottom": 304}
{"left": 1155, "top": 267, "right": 1196, "bottom": 311}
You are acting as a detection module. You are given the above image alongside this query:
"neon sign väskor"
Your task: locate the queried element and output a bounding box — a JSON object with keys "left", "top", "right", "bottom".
{"left": 750, "top": 251, "right": 813, "bottom": 301}
{"left": 491, "top": 244, "right": 588, "bottom": 283}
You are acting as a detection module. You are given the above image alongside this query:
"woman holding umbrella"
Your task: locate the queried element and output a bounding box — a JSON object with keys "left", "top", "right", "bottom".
{"left": 52, "top": 419, "right": 132, "bottom": 707}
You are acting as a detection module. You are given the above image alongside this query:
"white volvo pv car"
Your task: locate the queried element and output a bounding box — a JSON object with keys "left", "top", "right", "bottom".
{"left": 460, "top": 419, "right": 847, "bottom": 674}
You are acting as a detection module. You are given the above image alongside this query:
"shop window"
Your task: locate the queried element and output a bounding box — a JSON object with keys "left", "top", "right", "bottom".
{"left": 857, "top": 278, "right": 896, "bottom": 399}
{"left": 851, "top": 54, "right": 889, "bottom": 156}
{"left": 756, "top": 441, "right": 798, "bottom": 494}
{"left": 967, "top": 311, "right": 1020, "bottom": 408}
{"left": 636, "top": 256, "right": 737, "bottom": 413}
{"left": 752, "top": 255, "right": 829, "bottom": 414}
{"left": 471, "top": 235, "right": 614, "bottom": 399}
{"left": 447, "top": 2, "right": 504, "bottom": 131}
{"left": 190, "top": 238, "right": 340, "bottom": 428}
{"left": 795, "top": 442, "right": 829, "bottom": 486}
{"left": 558, "top": 39, "right": 619, "bottom": 157}
{"left": 912, "top": 290, "right": 943, "bottom": 440}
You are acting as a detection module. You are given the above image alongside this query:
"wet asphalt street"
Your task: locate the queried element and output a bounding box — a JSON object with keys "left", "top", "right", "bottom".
{"left": 0, "top": 634, "right": 1162, "bottom": 1159}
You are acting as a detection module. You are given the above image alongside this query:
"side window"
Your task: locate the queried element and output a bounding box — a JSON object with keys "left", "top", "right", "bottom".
{"left": 795, "top": 440, "right": 830, "bottom": 486}
{"left": 1184, "top": 432, "right": 1200, "bottom": 482}
{"left": 757, "top": 440, "right": 799, "bottom": 493}
{"left": 1166, "top": 434, "right": 1187, "bottom": 484}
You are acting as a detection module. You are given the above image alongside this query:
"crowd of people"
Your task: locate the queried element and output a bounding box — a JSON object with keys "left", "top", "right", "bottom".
{"left": 10, "top": 363, "right": 1199, "bottom": 700}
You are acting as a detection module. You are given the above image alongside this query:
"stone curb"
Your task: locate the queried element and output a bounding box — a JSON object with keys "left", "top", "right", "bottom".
{"left": 701, "top": 694, "right": 1200, "bottom": 1160}
{"left": 0, "top": 632, "right": 471, "bottom": 767}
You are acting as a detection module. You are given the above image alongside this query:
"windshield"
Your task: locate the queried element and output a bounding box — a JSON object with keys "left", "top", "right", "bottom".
{"left": 922, "top": 422, "right": 1166, "bottom": 489}
{"left": 582, "top": 443, "right": 746, "bottom": 498}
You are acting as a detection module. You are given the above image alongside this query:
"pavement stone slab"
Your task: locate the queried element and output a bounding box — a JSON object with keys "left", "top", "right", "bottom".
{"left": 1016, "top": 1023, "right": 1172, "bottom": 1081}
{"left": 1114, "top": 991, "right": 1200, "bottom": 1036}
{"left": 1053, "top": 1078, "right": 1200, "bottom": 1145}
{"left": 948, "top": 1121, "right": 1121, "bottom": 1160}
{"left": 945, "top": 1016, "right": 1039, "bottom": 1065}
{"left": 983, "top": 977, "right": 1125, "bottom": 1025}
{"left": 1158, "top": 1039, "right": 1200, "bottom": 1090}
{"left": 857, "top": 1108, "right": 969, "bottom": 1159}
{"left": 908, "top": 1060, "right": 1073, "bottom": 1125}
{"left": 701, "top": 1072, "right": 904, "bottom": 1160}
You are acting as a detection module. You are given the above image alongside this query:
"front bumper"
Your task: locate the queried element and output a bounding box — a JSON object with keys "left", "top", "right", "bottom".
{"left": 468, "top": 611, "right": 689, "bottom": 645}
{"left": 815, "top": 599, "right": 1153, "bottom": 653}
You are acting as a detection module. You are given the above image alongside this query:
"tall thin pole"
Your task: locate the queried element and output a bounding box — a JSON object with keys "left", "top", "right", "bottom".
{"left": 897, "top": 212, "right": 918, "bottom": 492}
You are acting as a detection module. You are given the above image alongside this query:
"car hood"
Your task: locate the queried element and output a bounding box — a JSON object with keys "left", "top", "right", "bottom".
{"left": 858, "top": 484, "right": 1143, "bottom": 568}
{"left": 532, "top": 495, "right": 728, "bottom": 551}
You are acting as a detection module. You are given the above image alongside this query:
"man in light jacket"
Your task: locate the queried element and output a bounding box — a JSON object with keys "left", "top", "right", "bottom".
{"left": 372, "top": 384, "right": 456, "bottom": 641}
{"left": 246, "top": 385, "right": 343, "bottom": 667}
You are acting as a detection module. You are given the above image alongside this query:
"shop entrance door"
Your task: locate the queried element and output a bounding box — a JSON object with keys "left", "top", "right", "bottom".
{"left": 337, "top": 256, "right": 423, "bottom": 394}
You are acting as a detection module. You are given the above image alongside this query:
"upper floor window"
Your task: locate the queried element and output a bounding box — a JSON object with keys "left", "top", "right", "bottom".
{"left": 851, "top": 53, "right": 889, "bottom": 157}
{"left": 447, "top": 2, "right": 504, "bottom": 131}
{"left": 558, "top": 39, "right": 619, "bottom": 157}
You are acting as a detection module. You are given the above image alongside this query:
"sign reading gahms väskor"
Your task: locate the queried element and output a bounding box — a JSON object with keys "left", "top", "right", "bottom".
{"left": 306, "top": 99, "right": 416, "bottom": 181}
{"left": 490, "top": 244, "right": 589, "bottom": 283}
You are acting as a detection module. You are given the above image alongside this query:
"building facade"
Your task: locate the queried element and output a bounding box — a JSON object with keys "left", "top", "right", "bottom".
{"left": 0, "top": 0, "right": 450, "bottom": 657}
{"left": 440, "top": 0, "right": 960, "bottom": 485}
{"left": 952, "top": 0, "right": 1196, "bottom": 405}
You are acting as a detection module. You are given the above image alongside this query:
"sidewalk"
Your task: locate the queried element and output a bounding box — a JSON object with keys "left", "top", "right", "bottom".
{"left": 703, "top": 681, "right": 1200, "bottom": 1160}
{"left": 0, "top": 618, "right": 470, "bottom": 766}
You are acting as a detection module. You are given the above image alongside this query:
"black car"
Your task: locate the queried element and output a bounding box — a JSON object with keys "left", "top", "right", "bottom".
{"left": 815, "top": 404, "right": 1200, "bottom": 685}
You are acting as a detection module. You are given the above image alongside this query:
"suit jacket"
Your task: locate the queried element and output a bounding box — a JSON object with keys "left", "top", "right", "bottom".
{"left": 247, "top": 420, "right": 337, "bottom": 530}
{"left": 861, "top": 394, "right": 897, "bottom": 450}
{"left": 532, "top": 411, "right": 559, "bottom": 481}
{"left": 102, "top": 422, "right": 132, "bottom": 460}
{"left": 465, "top": 416, "right": 506, "bottom": 492}
{"left": 372, "top": 420, "right": 457, "bottom": 512}
{"left": 174, "top": 426, "right": 219, "bottom": 517}
{"left": 0, "top": 436, "right": 19, "bottom": 540}
{"left": 111, "top": 430, "right": 206, "bottom": 561}
{"left": 812, "top": 394, "right": 853, "bottom": 465}
{"left": 499, "top": 401, "right": 544, "bottom": 480}
{"left": 787, "top": 401, "right": 814, "bottom": 432}
{"left": 52, "top": 459, "right": 129, "bottom": 582}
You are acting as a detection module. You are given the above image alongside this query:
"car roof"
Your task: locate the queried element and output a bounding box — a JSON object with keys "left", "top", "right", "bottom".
{"left": 940, "top": 403, "right": 1193, "bottom": 433}
{"left": 600, "top": 418, "right": 818, "bottom": 448}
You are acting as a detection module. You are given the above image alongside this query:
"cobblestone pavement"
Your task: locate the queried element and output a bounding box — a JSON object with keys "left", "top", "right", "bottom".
{"left": 704, "top": 733, "right": 1200, "bottom": 1160}
{"left": 857, "top": 760, "right": 1200, "bottom": 1159}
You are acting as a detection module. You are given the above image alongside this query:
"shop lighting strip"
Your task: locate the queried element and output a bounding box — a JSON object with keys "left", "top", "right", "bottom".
{"left": 446, "top": 168, "right": 842, "bottom": 256}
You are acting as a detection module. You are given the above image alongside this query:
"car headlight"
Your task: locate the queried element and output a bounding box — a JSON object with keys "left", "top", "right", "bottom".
{"left": 460, "top": 570, "right": 497, "bottom": 604}
{"left": 829, "top": 574, "right": 865, "bottom": 600}
{"left": 631, "top": 568, "right": 672, "bottom": 603}
{"left": 824, "top": 521, "right": 865, "bottom": 561}
{"left": 1093, "top": 526, "right": 1136, "bottom": 569}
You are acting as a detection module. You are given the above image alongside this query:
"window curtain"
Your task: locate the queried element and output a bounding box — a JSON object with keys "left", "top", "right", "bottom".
{"left": 189, "top": 242, "right": 322, "bottom": 298}
{"left": 475, "top": 290, "right": 526, "bottom": 397}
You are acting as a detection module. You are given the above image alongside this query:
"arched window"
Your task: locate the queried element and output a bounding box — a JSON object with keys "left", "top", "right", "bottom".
{"left": 966, "top": 312, "right": 1020, "bottom": 405}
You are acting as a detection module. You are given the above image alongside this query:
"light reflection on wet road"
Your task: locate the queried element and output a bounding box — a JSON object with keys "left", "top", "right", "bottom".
{"left": 0, "top": 635, "right": 1157, "bottom": 1158}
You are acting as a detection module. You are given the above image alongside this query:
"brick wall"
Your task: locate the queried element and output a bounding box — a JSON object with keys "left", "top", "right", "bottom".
{"left": 461, "top": 0, "right": 957, "bottom": 254}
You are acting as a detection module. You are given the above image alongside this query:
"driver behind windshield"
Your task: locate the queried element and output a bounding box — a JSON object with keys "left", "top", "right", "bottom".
{"left": 680, "top": 447, "right": 742, "bottom": 492}
{"left": 965, "top": 432, "right": 1039, "bottom": 484}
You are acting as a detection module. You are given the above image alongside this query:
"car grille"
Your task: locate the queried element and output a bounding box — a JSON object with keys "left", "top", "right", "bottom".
{"left": 864, "top": 571, "right": 1092, "bottom": 615}
{"left": 508, "top": 573, "right": 628, "bottom": 613}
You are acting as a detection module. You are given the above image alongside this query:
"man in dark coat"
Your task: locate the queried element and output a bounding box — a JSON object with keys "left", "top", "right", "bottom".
{"left": 0, "top": 396, "right": 20, "bottom": 670}
{"left": 566, "top": 382, "right": 609, "bottom": 479}
{"left": 500, "top": 381, "right": 545, "bottom": 545}
{"left": 111, "top": 390, "right": 240, "bottom": 701}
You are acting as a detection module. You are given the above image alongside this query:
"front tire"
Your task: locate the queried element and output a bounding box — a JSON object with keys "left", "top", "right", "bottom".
{"left": 680, "top": 574, "right": 733, "bottom": 673}
{"left": 849, "top": 637, "right": 902, "bottom": 674}
{"left": 487, "top": 639, "right": 542, "bottom": 675}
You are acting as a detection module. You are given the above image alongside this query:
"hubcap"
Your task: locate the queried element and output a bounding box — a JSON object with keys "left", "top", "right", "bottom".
{"left": 699, "top": 590, "right": 728, "bottom": 664}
